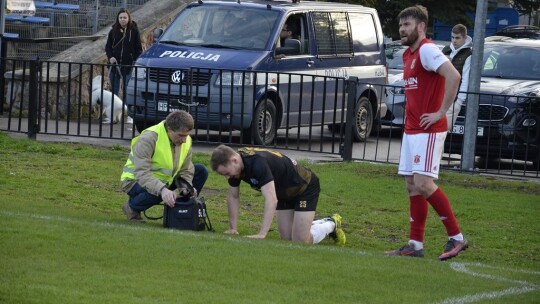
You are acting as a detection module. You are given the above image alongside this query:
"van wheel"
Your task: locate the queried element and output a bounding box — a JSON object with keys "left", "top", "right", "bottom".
{"left": 353, "top": 97, "right": 373, "bottom": 142}
{"left": 248, "top": 98, "right": 277, "bottom": 146}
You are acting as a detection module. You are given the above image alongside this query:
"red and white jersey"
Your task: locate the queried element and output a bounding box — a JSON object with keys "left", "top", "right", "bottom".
{"left": 403, "top": 38, "right": 449, "bottom": 134}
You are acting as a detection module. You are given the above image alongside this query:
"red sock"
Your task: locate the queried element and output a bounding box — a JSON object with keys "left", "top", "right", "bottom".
{"left": 427, "top": 188, "right": 461, "bottom": 237}
{"left": 409, "top": 195, "right": 428, "bottom": 242}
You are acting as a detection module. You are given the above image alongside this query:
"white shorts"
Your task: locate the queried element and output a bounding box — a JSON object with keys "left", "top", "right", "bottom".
{"left": 398, "top": 132, "right": 447, "bottom": 179}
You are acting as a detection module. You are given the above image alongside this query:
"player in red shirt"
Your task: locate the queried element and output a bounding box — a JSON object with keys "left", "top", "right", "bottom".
{"left": 385, "top": 5, "right": 468, "bottom": 260}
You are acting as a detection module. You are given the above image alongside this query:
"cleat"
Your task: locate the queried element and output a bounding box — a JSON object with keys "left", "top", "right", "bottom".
{"left": 385, "top": 243, "right": 424, "bottom": 257}
{"left": 329, "top": 213, "right": 346, "bottom": 246}
{"left": 439, "top": 238, "right": 468, "bottom": 261}
{"left": 122, "top": 202, "right": 145, "bottom": 222}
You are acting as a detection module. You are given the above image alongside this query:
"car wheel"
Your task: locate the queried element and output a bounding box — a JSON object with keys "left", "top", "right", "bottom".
{"left": 246, "top": 98, "right": 277, "bottom": 146}
{"left": 353, "top": 97, "right": 373, "bottom": 142}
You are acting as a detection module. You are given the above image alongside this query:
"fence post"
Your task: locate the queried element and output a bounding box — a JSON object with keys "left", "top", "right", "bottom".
{"left": 0, "top": 39, "right": 6, "bottom": 115}
{"left": 27, "top": 57, "right": 40, "bottom": 140}
{"left": 93, "top": 0, "right": 100, "bottom": 34}
{"left": 342, "top": 76, "right": 357, "bottom": 161}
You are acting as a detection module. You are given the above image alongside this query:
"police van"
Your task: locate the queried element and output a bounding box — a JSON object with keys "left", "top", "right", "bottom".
{"left": 126, "top": 0, "right": 387, "bottom": 145}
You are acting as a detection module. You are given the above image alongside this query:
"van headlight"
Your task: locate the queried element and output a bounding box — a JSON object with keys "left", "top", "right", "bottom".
{"left": 131, "top": 65, "right": 147, "bottom": 80}
{"left": 215, "top": 72, "right": 253, "bottom": 87}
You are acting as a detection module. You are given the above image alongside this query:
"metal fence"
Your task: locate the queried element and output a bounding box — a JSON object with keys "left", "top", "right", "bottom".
{"left": 3, "top": 0, "right": 151, "bottom": 60}
{"left": 1, "top": 58, "right": 538, "bottom": 179}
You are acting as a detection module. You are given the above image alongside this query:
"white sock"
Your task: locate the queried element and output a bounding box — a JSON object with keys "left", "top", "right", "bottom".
{"left": 311, "top": 220, "right": 335, "bottom": 244}
{"left": 311, "top": 217, "right": 331, "bottom": 225}
{"left": 450, "top": 233, "right": 464, "bottom": 241}
{"left": 408, "top": 240, "right": 423, "bottom": 250}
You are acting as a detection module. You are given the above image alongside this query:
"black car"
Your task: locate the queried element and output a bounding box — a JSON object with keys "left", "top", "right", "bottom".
{"left": 445, "top": 37, "right": 540, "bottom": 167}
{"left": 494, "top": 25, "right": 540, "bottom": 39}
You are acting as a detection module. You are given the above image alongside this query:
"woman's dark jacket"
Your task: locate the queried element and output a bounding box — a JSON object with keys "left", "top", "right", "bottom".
{"left": 105, "top": 21, "right": 143, "bottom": 75}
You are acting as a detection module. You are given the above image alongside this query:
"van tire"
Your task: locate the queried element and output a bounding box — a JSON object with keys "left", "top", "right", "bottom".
{"left": 353, "top": 97, "right": 373, "bottom": 142}
{"left": 249, "top": 98, "right": 277, "bottom": 146}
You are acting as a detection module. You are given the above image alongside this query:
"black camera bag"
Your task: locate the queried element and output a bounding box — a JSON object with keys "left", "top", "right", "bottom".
{"left": 143, "top": 177, "right": 214, "bottom": 232}
{"left": 163, "top": 197, "right": 214, "bottom": 231}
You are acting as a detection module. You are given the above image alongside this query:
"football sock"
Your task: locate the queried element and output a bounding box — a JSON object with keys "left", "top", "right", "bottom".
{"left": 409, "top": 195, "right": 428, "bottom": 243}
{"left": 311, "top": 218, "right": 331, "bottom": 225}
{"left": 427, "top": 188, "right": 461, "bottom": 237}
{"left": 310, "top": 220, "right": 335, "bottom": 244}
{"left": 450, "top": 233, "right": 464, "bottom": 241}
{"left": 408, "top": 240, "right": 424, "bottom": 250}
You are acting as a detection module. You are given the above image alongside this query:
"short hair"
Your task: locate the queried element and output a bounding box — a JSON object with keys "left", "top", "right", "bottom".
{"left": 398, "top": 5, "right": 429, "bottom": 25}
{"left": 165, "top": 110, "right": 194, "bottom": 132}
{"left": 210, "top": 144, "right": 236, "bottom": 171}
{"left": 452, "top": 24, "right": 467, "bottom": 37}
{"left": 285, "top": 20, "right": 299, "bottom": 37}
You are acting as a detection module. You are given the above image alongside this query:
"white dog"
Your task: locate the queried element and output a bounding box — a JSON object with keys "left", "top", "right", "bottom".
{"left": 91, "top": 75, "right": 133, "bottom": 124}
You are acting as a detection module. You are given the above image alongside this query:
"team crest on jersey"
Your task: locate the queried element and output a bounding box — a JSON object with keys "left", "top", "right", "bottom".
{"left": 410, "top": 58, "right": 416, "bottom": 70}
{"left": 414, "top": 154, "right": 421, "bottom": 164}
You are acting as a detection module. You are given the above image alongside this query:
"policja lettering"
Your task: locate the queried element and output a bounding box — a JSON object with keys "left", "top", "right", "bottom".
{"left": 159, "top": 50, "right": 220, "bottom": 62}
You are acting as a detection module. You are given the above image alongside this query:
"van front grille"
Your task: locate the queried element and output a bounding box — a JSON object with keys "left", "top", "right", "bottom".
{"left": 148, "top": 69, "right": 211, "bottom": 86}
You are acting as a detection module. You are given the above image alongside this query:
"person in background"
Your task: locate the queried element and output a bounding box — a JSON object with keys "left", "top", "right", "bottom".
{"left": 105, "top": 8, "right": 143, "bottom": 97}
{"left": 210, "top": 145, "right": 346, "bottom": 246}
{"left": 279, "top": 19, "right": 299, "bottom": 47}
{"left": 385, "top": 5, "right": 468, "bottom": 261}
{"left": 442, "top": 24, "right": 473, "bottom": 129}
{"left": 120, "top": 110, "right": 208, "bottom": 222}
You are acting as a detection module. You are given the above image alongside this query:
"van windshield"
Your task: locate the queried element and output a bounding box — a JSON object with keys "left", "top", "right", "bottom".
{"left": 160, "top": 5, "right": 279, "bottom": 51}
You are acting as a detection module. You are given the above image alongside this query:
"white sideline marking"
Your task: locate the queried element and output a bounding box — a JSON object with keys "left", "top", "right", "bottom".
{"left": 1, "top": 211, "right": 369, "bottom": 256}
{"left": 5, "top": 210, "right": 538, "bottom": 303}
{"left": 436, "top": 262, "right": 539, "bottom": 304}
{"left": 438, "top": 286, "right": 537, "bottom": 304}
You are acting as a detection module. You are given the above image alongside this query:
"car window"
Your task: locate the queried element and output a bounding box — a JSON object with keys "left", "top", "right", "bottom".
{"left": 160, "top": 5, "right": 279, "bottom": 50}
{"left": 385, "top": 44, "right": 406, "bottom": 69}
{"left": 313, "top": 12, "right": 354, "bottom": 56}
{"left": 482, "top": 51, "right": 499, "bottom": 72}
{"left": 482, "top": 45, "right": 540, "bottom": 80}
{"left": 349, "top": 12, "right": 379, "bottom": 52}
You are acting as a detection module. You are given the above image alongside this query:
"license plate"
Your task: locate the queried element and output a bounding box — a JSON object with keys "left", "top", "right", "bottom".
{"left": 451, "top": 125, "right": 465, "bottom": 134}
{"left": 158, "top": 101, "right": 179, "bottom": 113}
{"left": 450, "top": 125, "right": 484, "bottom": 136}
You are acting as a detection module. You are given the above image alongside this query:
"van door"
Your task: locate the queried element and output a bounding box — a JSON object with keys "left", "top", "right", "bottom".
{"left": 265, "top": 13, "right": 318, "bottom": 129}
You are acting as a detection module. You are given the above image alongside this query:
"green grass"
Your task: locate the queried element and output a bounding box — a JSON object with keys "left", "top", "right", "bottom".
{"left": 1, "top": 131, "right": 539, "bottom": 303}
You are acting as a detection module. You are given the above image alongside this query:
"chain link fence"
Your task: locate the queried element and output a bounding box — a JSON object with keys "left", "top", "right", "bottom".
{"left": 4, "top": 0, "right": 151, "bottom": 61}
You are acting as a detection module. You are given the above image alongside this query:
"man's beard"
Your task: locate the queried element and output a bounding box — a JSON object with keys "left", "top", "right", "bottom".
{"left": 401, "top": 27, "right": 419, "bottom": 46}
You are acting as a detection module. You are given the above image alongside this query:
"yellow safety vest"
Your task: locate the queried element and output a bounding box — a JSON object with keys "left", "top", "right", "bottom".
{"left": 120, "top": 121, "right": 191, "bottom": 186}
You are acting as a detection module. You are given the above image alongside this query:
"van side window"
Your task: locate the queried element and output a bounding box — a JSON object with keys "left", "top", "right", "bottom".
{"left": 312, "top": 12, "right": 353, "bottom": 57}
{"left": 279, "top": 14, "right": 310, "bottom": 56}
{"left": 349, "top": 13, "right": 379, "bottom": 52}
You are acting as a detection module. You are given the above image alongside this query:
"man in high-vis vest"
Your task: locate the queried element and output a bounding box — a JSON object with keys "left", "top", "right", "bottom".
{"left": 120, "top": 110, "right": 208, "bottom": 222}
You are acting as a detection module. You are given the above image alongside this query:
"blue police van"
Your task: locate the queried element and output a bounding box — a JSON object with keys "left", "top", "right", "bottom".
{"left": 126, "top": 0, "right": 387, "bottom": 145}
